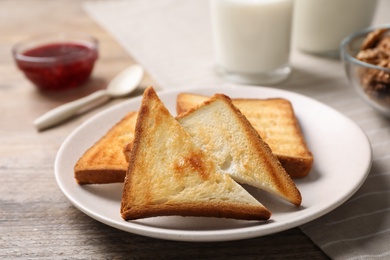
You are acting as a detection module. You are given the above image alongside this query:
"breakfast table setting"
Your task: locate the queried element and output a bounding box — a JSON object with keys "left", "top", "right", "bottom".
{"left": 1, "top": 0, "right": 390, "bottom": 259}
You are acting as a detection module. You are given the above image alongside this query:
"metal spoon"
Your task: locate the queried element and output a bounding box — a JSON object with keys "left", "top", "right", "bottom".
{"left": 34, "top": 64, "right": 144, "bottom": 131}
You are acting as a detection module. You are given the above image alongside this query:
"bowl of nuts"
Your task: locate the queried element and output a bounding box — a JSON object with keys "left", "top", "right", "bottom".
{"left": 340, "top": 24, "right": 390, "bottom": 116}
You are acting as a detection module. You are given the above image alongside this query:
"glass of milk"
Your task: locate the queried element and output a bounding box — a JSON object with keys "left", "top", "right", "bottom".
{"left": 210, "top": 0, "right": 294, "bottom": 85}
{"left": 293, "top": 0, "right": 378, "bottom": 58}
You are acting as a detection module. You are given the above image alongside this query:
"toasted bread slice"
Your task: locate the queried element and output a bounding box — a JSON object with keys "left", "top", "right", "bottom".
{"left": 121, "top": 87, "right": 271, "bottom": 221}
{"left": 176, "top": 93, "right": 313, "bottom": 178}
{"left": 176, "top": 94, "right": 302, "bottom": 206}
{"left": 74, "top": 111, "right": 138, "bottom": 185}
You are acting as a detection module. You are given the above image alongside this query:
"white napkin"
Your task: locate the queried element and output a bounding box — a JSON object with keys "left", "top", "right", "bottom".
{"left": 84, "top": 0, "right": 390, "bottom": 258}
{"left": 85, "top": 0, "right": 224, "bottom": 90}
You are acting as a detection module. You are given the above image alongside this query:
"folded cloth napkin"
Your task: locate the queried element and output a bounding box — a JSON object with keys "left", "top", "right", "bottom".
{"left": 84, "top": 0, "right": 390, "bottom": 259}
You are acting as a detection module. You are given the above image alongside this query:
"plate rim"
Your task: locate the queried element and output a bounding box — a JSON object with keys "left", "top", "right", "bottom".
{"left": 54, "top": 84, "right": 372, "bottom": 242}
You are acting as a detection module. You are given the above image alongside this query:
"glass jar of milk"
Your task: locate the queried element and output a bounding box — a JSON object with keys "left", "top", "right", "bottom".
{"left": 293, "top": 0, "right": 378, "bottom": 58}
{"left": 210, "top": 0, "right": 294, "bottom": 85}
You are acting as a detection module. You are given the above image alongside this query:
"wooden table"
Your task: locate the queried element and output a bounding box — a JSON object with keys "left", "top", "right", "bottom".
{"left": 0, "top": 1, "right": 328, "bottom": 258}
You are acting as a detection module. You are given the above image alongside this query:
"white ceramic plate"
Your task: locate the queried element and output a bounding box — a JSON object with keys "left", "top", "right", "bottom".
{"left": 55, "top": 85, "right": 372, "bottom": 242}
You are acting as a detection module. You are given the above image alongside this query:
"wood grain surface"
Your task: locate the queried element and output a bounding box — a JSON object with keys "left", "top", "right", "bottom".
{"left": 0, "top": 1, "right": 328, "bottom": 258}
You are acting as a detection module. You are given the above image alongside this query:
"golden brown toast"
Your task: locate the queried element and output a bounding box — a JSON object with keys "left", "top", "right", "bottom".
{"left": 74, "top": 111, "right": 138, "bottom": 184}
{"left": 176, "top": 94, "right": 302, "bottom": 206}
{"left": 176, "top": 93, "right": 313, "bottom": 178}
{"left": 121, "top": 87, "right": 271, "bottom": 221}
{"left": 74, "top": 92, "right": 312, "bottom": 185}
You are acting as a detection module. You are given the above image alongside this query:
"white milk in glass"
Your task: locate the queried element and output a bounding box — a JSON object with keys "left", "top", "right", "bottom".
{"left": 293, "top": 0, "right": 378, "bottom": 57}
{"left": 210, "top": 0, "right": 294, "bottom": 85}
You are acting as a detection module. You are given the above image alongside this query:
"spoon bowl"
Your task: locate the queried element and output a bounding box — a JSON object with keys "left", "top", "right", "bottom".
{"left": 107, "top": 64, "right": 144, "bottom": 97}
{"left": 33, "top": 64, "right": 144, "bottom": 131}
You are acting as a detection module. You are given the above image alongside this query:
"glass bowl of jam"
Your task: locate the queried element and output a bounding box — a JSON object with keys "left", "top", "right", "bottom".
{"left": 12, "top": 32, "right": 98, "bottom": 91}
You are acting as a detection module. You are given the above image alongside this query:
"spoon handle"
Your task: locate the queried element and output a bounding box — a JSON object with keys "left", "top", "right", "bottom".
{"left": 34, "top": 90, "right": 109, "bottom": 131}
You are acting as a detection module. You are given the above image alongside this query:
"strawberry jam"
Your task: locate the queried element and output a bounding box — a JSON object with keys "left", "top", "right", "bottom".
{"left": 15, "top": 42, "right": 98, "bottom": 91}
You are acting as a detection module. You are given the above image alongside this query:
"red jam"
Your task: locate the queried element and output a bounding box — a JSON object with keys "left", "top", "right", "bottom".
{"left": 15, "top": 43, "right": 98, "bottom": 91}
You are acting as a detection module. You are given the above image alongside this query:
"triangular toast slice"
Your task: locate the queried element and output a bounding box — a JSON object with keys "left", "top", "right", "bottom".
{"left": 176, "top": 93, "right": 313, "bottom": 178}
{"left": 176, "top": 94, "right": 302, "bottom": 206}
{"left": 121, "top": 87, "right": 271, "bottom": 221}
{"left": 74, "top": 111, "right": 138, "bottom": 184}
